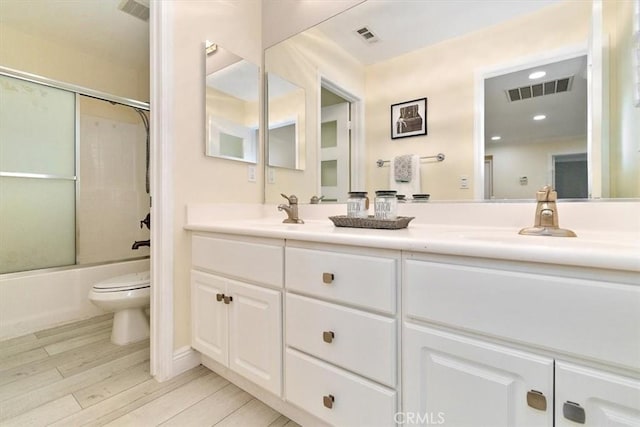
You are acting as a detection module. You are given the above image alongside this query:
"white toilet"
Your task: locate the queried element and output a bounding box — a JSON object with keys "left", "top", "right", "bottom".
{"left": 89, "top": 271, "right": 151, "bottom": 345}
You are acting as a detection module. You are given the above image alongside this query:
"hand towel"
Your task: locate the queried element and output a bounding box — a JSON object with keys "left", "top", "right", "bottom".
{"left": 389, "top": 155, "right": 421, "bottom": 195}
{"left": 394, "top": 154, "right": 413, "bottom": 182}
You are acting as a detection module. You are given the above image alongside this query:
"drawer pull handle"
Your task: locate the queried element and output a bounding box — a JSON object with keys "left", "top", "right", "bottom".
{"left": 216, "top": 293, "right": 224, "bottom": 302}
{"left": 322, "top": 331, "right": 335, "bottom": 343}
{"left": 563, "top": 401, "right": 586, "bottom": 424}
{"left": 526, "top": 390, "right": 547, "bottom": 411}
{"left": 223, "top": 295, "right": 233, "bottom": 304}
{"left": 323, "top": 394, "right": 335, "bottom": 409}
{"left": 322, "top": 273, "right": 334, "bottom": 284}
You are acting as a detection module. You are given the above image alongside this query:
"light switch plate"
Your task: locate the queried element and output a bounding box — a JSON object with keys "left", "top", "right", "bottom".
{"left": 248, "top": 165, "right": 256, "bottom": 182}
{"left": 268, "top": 167, "right": 276, "bottom": 184}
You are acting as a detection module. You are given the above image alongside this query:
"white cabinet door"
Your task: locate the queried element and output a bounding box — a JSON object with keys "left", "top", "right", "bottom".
{"left": 191, "top": 270, "right": 228, "bottom": 365}
{"left": 404, "top": 323, "right": 553, "bottom": 427}
{"left": 555, "top": 361, "right": 640, "bottom": 426}
{"left": 228, "top": 279, "right": 282, "bottom": 396}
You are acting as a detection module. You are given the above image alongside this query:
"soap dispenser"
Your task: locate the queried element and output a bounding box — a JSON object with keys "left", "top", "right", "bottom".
{"left": 519, "top": 186, "right": 577, "bottom": 237}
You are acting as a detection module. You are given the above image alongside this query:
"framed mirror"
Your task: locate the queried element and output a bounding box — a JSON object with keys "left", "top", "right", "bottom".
{"left": 204, "top": 42, "right": 259, "bottom": 163}
{"left": 262, "top": 0, "right": 639, "bottom": 202}
{"left": 483, "top": 54, "right": 588, "bottom": 200}
{"left": 266, "top": 72, "right": 305, "bottom": 170}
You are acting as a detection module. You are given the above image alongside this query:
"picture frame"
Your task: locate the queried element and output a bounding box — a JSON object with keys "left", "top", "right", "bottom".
{"left": 391, "top": 97, "right": 427, "bottom": 139}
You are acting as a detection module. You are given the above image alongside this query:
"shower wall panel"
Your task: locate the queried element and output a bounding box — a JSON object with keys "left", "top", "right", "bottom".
{"left": 77, "top": 98, "right": 150, "bottom": 264}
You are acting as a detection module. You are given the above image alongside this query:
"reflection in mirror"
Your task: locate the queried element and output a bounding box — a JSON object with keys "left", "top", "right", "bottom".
{"left": 267, "top": 73, "right": 305, "bottom": 170}
{"left": 263, "top": 0, "right": 638, "bottom": 202}
{"left": 484, "top": 55, "right": 588, "bottom": 199}
{"left": 204, "top": 42, "right": 259, "bottom": 163}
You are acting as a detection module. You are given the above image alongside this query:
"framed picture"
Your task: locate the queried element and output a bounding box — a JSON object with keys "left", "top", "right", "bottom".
{"left": 391, "top": 97, "right": 427, "bottom": 139}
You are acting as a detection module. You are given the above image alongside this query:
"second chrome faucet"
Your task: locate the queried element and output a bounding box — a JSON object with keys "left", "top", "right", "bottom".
{"left": 278, "top": 193, "right": 304, "bottom": 224}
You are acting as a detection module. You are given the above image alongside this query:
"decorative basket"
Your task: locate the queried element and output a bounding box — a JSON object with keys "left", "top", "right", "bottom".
{"left": 329, "top": 215, "right": 415, "bottom": 230}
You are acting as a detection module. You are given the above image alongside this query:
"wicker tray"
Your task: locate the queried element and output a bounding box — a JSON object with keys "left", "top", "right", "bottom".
{"left": 329, "top": 215, "right": 415, "bottom": 230}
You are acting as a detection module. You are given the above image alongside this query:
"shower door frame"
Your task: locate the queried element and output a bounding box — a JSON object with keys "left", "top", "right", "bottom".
{"left": 0, "top": 66, "right": 151, "bottom": 274}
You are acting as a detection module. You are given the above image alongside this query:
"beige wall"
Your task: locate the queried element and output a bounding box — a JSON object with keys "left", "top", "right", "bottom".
{"left": 365, "top": 0, "right": 591, "bottom": 200}
{"left": 0, "top": 25, "right": 149, "bottom": 101}
{"left": 264, "top": 27, "right": 366, "bottom": 202}
{"left": 606, "top": 0, "right": 640, "bottom": 198}
{"left": 170, "top": 0, "right": 262, "bottom": 350}
{"left": 486, "top": 137, "right": 587, "bottom": 199}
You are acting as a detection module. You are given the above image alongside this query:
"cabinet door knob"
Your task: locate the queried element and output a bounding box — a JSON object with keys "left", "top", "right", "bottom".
{"left": 216, "top": 293, "right": 224, "bottom": 302}
{"left": 526, "top": 390, "right": 547, "bottom": 411}
{"left": 323, "top": 394, "right": 335, "bottom": 409}
{"left": 563, "top": 401, "right": 586, "bottom": 424}
{"left": 223, "top": 295, "right": 233, "bottom": 304}
{"left": 322, "top": 331, "right": 335, "bottom": 343}
{"left": 322, "top": 272, "right": 334, "bottom": 284}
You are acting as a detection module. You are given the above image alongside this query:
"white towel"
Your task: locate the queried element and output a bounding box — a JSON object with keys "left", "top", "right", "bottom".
{"left": 389, "top": 155, "right": 421, "bottom": 195}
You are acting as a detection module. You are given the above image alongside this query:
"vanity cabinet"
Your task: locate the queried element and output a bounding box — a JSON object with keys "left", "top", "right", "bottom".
{"left": 284, "top": 243, "right": 399, "bottom": 426}
{"left": 403, "top": 323, "right": 554, "bottom": 426}
{"left": 190, "top": 234, "right": 283, "bottom": 396}
{"left": 403, "top": 254, "right": 640, "bottom": 426}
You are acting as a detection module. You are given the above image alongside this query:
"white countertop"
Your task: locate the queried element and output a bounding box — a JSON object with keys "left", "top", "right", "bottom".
{"left": 185, "top": 216, "right": 640, "bottom": 274}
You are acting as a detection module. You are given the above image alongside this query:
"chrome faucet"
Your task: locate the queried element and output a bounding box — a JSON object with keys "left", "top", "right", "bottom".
{"left": 310, "top": 195, "right": 325, "bottom": 204}
{"left": 278, "top": 193, "right": 304, "bottom": 224}
{"left": 519, "top": 186, "right": 576, "bottom": 237}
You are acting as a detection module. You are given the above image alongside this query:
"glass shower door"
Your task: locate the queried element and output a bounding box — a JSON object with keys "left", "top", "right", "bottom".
{"left": 0, "top": 74, "right": 76, "bottom": 274}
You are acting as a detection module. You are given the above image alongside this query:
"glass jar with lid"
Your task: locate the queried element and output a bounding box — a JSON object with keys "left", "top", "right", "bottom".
{"left": 347, "top": 191, "right": 369, "bottom": 218}
{"left": 374, "top": 190, "right": 398, "bottom": 220}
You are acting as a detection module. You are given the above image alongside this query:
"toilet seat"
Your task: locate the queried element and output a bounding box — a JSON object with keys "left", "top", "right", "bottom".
{"left": 92, "top": 271, "right": 150, "bottom": 293}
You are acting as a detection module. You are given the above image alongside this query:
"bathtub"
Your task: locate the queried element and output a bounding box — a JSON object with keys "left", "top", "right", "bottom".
{"left": 0, "top": 258, "right": 149, "bottom": 340}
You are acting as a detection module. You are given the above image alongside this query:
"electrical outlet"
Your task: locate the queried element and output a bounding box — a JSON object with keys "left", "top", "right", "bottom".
{"left": 247, "top": 165, "right": 256, "bottom": 182}
{"left": 459, "top": 175, "right": 469, "bottom": 189}
{"left": 268, "top": 167, "right": 276, "bottom": 184}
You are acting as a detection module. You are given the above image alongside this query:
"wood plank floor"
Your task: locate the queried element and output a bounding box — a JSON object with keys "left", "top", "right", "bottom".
{"left": 0, "top": 314, "right": 298, "bottom": 427}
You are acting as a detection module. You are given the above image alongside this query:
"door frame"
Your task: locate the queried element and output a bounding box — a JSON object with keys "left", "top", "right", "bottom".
{"left": 319, "top": 75, "right": 364, "bottom": 195}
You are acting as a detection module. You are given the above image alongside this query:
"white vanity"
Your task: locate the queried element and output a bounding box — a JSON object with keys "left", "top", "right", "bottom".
{"left": 185, "top": 203, "right": 640, "bottom": 426}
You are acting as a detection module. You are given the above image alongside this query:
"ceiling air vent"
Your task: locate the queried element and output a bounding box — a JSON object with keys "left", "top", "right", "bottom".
{"left": 118, "top": 0, "right": 150, "bottom": 22}
{"left": 506, "top": 76, "right": 573, "bottom": 102}
{"left": 355, "top": 26, "right": 379, "bottom": 43}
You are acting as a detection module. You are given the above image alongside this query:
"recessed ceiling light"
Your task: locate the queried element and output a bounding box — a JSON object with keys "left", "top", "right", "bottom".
{"left": 491, "top": 136, "right": 501, "bottom": 141}
{"left": 533, "top": 114, "right": 546, "bottom": 121}
{"left": 529, "top": 71, "right": 546, "bottom": 80}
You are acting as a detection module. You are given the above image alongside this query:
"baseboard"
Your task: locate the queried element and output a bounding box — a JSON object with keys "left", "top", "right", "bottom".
{"left": 172, "top": 346, "right": 201, "bottom": 376}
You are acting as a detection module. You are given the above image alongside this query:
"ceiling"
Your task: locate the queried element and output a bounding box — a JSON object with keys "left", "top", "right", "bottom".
{"left": 485, "top": 56, "right": 588, "bottom": 146}
{"left": 316, "top": 0, "right": 560, "bottom": 65}
{"left": 0, "top": 0, "right": 149, "bottom": 68}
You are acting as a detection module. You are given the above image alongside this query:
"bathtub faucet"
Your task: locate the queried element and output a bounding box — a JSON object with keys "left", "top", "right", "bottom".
{"left": 132, "top": 240, "right": 150, "bottom": 250}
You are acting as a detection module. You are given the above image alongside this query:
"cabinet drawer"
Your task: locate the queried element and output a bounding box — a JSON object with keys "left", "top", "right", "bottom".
{"left": 285, "top": 247, "right": 396, "bottom": 314}
{"left": 285, "top": 348, "right": 396, "bottom": 427}
{"left": 286, "top": 293, "right": 396, "bottom": 387}
{"left": 192, "top": 235, "right": 283, "bottom": 287}
{"left": 405, "top": 260, "right": 640, "bottom": 370}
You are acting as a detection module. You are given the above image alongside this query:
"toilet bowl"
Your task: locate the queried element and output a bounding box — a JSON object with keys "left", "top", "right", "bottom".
{"left": 89, "top": 271, "right": 150, "bottom": 345}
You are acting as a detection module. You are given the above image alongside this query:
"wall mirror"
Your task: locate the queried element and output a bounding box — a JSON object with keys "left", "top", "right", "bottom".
{"left": 266, "top": 72, "right": 306, "bottom": 170}
{"left": 263, "top": 0, "right": 638, "bottom": 202}
{"left": 484, "top": 55, "right": 589, "bottom": 199}
{"left": 205, "top": 42, "right": 259, "bottom": 163}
